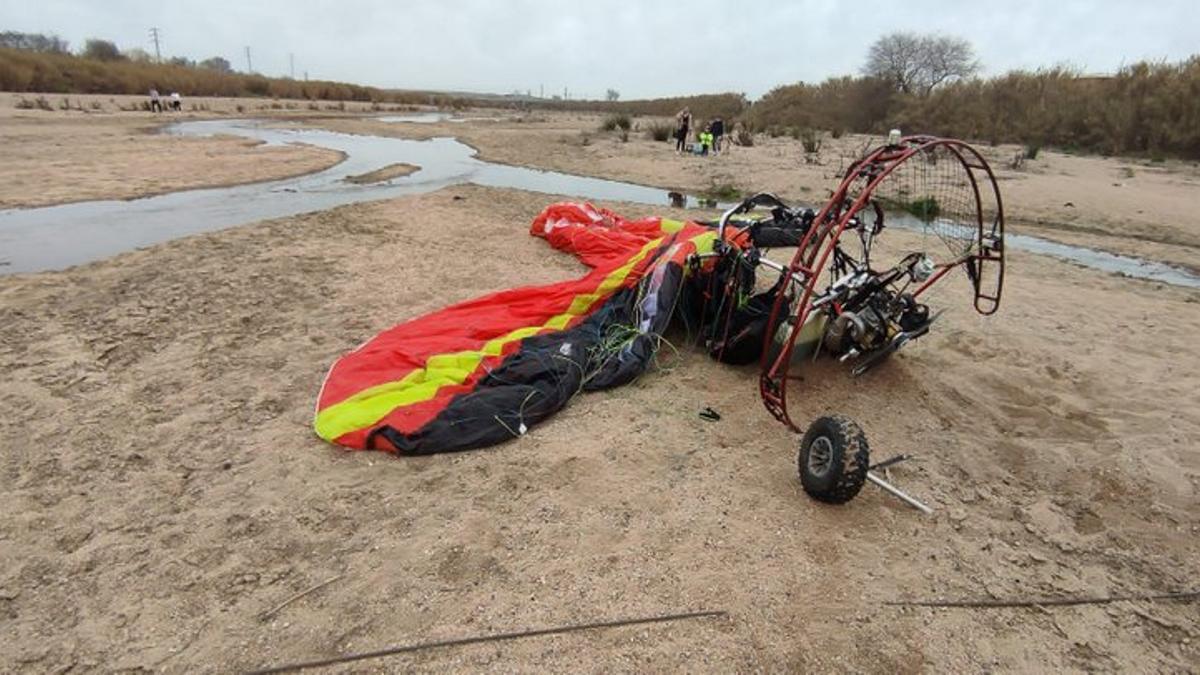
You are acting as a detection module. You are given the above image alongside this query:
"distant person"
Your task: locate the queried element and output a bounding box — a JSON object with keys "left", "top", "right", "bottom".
{"left": 692, "top": 124, "right": 706, "bottom": 154}
{"left": 699, "top": 126, "right": 714, "bottom": 156}
{"left": 170, "top": 92, "right": 182, "bottom": 112}
{"left": 149, "top": 88, "right": 162, "bottom": 113}
{"left": 674, "top": 107, "right": 691, "bottom": 154}
{"left": 711, "top": 117, "right": 725, "bottom": 154}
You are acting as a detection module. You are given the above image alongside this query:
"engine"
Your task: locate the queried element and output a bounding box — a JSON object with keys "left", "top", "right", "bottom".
{"left": 814, "top": 253, "right": 936, "bottom": 375}
{"left": 823, "top": 289, "right": 929, "bottom": 355}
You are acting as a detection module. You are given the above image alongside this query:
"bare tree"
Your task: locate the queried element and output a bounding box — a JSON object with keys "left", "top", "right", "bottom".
{"left": 0, "top": 31, "right": 70, "bottom": 53}
{"left": 921, "top": 35, "right": 979, "bottom": 92}
{"left": 864, "top": 32, "right": 979, "bottom": 96}
{"left": 864, "top": 32, "right": 925, "bottom": 94}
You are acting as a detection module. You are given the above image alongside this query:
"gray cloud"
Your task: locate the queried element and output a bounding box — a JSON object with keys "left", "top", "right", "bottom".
{"left": 3, "top": 0, "right": 1196, "bottom": 99}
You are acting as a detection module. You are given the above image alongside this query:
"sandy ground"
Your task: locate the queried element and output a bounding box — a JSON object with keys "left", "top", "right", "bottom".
{"left": 344, "top": 163, "right": 420, "bottom": 185}
{"left": 307, "top": 112, "right": 1200, "bottom": 271}
{"left": 0, "top": 93, "right": 404, "bottom": 209}
{"left": 1, "top": 102, "right": 1199, "bottom": 671}
{"left": 2, "top": 179, "right": 1198, "bottom": 672}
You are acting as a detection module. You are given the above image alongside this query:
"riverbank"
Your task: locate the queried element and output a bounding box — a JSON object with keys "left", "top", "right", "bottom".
{"left": 3, "top": 96, "right": 1195, "bottom": 272}
{"left": 0, "top": 93, "right": 375, "bottom": 209}
{"left": 1, "top": 184, "right": 1197, "bottom": 671}
{"left": 303, "top": 112, "right": 1200, "bottom": 271}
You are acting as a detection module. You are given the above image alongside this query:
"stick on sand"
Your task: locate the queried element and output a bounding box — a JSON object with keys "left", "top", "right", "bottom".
{"left": 247, "top": 609, "right": 727, "bottom": 674}
{"left": 885, "top": 590, "right": 1200, "bottom": 609}
{"left": 259, "top": 574, "right": 345, "bottom": 622}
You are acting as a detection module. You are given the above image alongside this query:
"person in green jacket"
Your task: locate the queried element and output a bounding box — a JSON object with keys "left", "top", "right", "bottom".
{"left": 699, "top": 126, "right": 714, "bottom": 156}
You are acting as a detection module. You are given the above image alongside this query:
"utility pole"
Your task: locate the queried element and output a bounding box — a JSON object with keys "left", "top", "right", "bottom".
{"left": 289, "top": 52, "right": 295, "bottom": 79}
{"left": 539, "top": 84, "right": 543, "bottom": 98}
{"left": 149, "top": 27, "right": 162, "bottom": 63}
{"left": 244, "top": 46, "right": 252, "bottom": 73}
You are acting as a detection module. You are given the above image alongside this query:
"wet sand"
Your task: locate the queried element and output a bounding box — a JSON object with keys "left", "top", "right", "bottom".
{"left": 343, "top": 162, "right": 420, "bottom": 184}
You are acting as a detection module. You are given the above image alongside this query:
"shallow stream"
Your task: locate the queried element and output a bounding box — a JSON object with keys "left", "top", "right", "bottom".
{"left": 0, "top": 115, "right": 1196, "bottom": 289}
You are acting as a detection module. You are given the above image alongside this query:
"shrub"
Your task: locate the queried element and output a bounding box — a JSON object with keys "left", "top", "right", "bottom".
{"left": 81, "top": 39, "right": 122, "bottom": 62}
{"left": 600, "top": 113, "right": 632, "bottom": 132}
{"left": 703, "top": 182, "right": 742, "bottom": 201}
{"left": 800, "top": 128, "right": 823, "bottom": 153}
{"left": 1023, "top": 143, "right": 1040, "bottom": 160}
{"left": 905, "top": 196, "right": 941, "bottom": 221}
{"left": 749, "top": 57, "right": 1200, "bottom": 160}
{"left": 0, "top": 46, "right": 472, "bottom": 106}
{"left": 645, "top": 121, "right": 673, "bottom": 141}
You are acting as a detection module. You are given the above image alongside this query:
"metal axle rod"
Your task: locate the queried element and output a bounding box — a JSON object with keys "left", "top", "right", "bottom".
{"left": 866, "top": 471, "right": 933, "bottom": 515}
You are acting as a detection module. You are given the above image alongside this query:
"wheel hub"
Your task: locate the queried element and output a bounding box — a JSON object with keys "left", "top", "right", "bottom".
{"left": 807, "top": 436, "right": 834, "bottom": 477}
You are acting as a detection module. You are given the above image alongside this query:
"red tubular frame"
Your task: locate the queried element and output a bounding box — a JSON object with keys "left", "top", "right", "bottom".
{"left": 754, "top": 136, "right": 1005, "bottom": 432}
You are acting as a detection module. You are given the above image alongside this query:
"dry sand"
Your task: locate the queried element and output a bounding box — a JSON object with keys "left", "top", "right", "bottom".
{"left": 1, "top": 104, "right": 1199, "bottom": 672}
{"left": 0, "top": 92, "right": 416, "bottom": 209}
{"left": 343, "top": 163, "right": 420, "bottom": 185}
{"left": 2, "top": 182, "right": 1198, "bottom": 672}
{"left": 0, "top": 117, "right": 340, "bottom": 210}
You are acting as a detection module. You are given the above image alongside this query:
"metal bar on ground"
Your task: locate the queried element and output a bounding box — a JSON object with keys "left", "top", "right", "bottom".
{"left": 866, "top": 471, "right": 933, "bottom": 514}
{"left": 869, "top": 454, "right": 910, "bottom": 472}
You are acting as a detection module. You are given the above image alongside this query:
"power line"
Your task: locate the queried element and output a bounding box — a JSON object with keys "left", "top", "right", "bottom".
{"left": 148, "top": 27, "right": 162, "bottom": 63}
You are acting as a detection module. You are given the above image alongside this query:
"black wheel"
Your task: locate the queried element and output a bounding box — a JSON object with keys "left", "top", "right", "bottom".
{"left": 797, "top": 415, "right": 870, "bottom": 504}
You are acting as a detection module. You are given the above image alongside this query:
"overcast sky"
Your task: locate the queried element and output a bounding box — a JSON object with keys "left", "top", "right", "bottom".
{"left": 4, "top": 0, "right": 1197, "bottom": 99}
